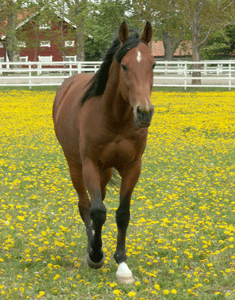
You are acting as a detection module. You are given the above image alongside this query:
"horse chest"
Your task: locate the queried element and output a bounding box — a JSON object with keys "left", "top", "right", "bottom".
{"left": 98, "top": 139, "right": 137, "bottom": 168}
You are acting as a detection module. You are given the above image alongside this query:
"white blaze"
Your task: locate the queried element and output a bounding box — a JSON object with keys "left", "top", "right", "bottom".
{"left": 145, "top": 98, "right": 149, "bottom": 111}
{"left": 137, "top": 51, "right": 142, "bottom": 63}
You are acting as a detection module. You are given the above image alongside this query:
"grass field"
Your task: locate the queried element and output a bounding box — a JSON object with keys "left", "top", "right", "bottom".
{"left": 0, "top": 90, "right": 235, "bottom": 299}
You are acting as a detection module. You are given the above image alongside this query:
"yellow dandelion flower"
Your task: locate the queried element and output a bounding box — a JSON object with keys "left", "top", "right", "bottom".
{"left": 128, "top": 291, "right": 136, "bottom": 297}
{"left": 113, "top": 289, "right": 123, "bottom": 296}
{"left": 53, "top": 274, "right": 60, "bottom": 280}
{"left": 36, "top": 291, "right": 45, "bottom": 298}
{"left": 154, "top": 284, "right": 160, "bottom": 290}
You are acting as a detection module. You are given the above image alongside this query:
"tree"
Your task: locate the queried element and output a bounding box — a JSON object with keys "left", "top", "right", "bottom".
{"left": 40, "top": 4, "right": 76, "bottom": 60}
{"left": 157, "top": 0, "right": 186, "bottom": 61}
{"left": 201, "top": 25, "right": 235, "bottom": 59}
{"left": 0, "top": 0, "right": 36, "bottom": 62}
{"left": 0, "top": 0, "right": 19, "bottom": 62}
{"left": 84, "top": 0, "right": 129, "bottom": 61}
{"left": 176, "top": 0, "right": 235, "bottom": 84}
{"left": 16, "top": 1, "right": 77, "bottom": 62}
{"left": 131, "top": 0, "right": 185, "bottom": 60}
{"left": 16, "top": 4, "right": 42, "bottom": 62}
{"left": 63, "top": 0, "right": 88, "bottom": 61}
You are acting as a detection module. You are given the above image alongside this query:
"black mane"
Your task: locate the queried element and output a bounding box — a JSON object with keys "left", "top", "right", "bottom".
{"left": 81, "top": 29, "right": 140, "bottom": 104}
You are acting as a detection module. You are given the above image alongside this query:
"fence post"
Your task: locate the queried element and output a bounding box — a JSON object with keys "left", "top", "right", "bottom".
{"left": 184, "top": 63, "right": 187, "bottom": 90}
{"left": 29, "top": 62, "right": 32, "bottom": 89}
{"left": 77, "top": 62, "right": 81, "bottom": 74}
{"left": 229, "top": 61, "right": 231, "bottom": 91}
{"left": 69, "top": 63, "right": 72, "bottom": 76}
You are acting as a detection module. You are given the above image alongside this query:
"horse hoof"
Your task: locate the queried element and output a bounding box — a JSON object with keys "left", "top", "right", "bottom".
{"left": 117, "top": 274, "right": 135, "bottom": 284}
{"left": 86, "top": 254, "right": 105, "bottom": 269}
{"left": 116, "top": 262, "right": 135, "bottom": 284}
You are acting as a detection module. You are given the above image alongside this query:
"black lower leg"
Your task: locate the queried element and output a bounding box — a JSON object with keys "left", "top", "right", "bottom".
{"left": 89, "top": 204, "right": 106, "bottom": 263}
{"left": 78, "top": 203, "right": 94, "bottom": 252}
{"left": 114, "top": 201, "right": 130, "bottom": 264}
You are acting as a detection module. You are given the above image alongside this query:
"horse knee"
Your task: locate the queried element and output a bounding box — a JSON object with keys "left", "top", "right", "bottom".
{"left": 116, "top": 207, "right": 130, "bottom": 230}
{"left": 78, "top": 202, "right": 90, "bottom": 214}
{"left": 90, "top": 205, "right": 106, "bottom": 227}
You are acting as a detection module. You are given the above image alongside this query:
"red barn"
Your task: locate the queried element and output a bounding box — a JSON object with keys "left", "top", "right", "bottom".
{"left": 0, "top": 7, "right": 77, "bottom": 63}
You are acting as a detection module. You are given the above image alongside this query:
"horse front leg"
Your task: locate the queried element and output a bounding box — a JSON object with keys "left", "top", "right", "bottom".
{"left": 82, "top": 160, "right": 106, "bottom": 268}
{"left": 114, "top": 160, "right": 141, "bottom": 284}
{"left": 64, "top": 153, "right": 94, "bottom": 256}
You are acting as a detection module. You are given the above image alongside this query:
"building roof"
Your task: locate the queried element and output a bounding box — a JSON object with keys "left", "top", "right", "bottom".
{"left": 0, "top": 7, "right": 76, "bottom": 40}
{"left": 0, "top": 8, "right": 36, "bottom": 38}
{"left": 152, "top": 41, "right": 192, "bottom": 57}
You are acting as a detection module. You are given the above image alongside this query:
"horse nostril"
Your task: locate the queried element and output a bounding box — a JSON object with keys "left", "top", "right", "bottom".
{"left": 135, "top": 105, "right": 154, "bottom": 127}
{"left": 136, "top": 106, "right": 147, "bottom": 119}
{"left": 137, "top": 106, "right": 141, "bottom": 115}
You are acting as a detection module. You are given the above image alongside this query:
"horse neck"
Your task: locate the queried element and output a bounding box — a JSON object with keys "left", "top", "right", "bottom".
{"left": 101, "top": 61, "right": 132, "bottom": 126}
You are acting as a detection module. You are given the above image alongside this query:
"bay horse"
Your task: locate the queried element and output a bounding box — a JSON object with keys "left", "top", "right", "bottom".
{"left": 53, "top": 22, "right": 155, "bottom": 284}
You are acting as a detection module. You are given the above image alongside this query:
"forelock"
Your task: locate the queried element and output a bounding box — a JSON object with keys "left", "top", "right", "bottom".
{"left": 115, "top": 30, "right": 140, "bottom": 63}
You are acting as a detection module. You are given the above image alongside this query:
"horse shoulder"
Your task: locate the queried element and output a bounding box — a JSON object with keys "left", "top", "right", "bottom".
{"left": 53, "top": 74, "right": 94, "bottom": 161}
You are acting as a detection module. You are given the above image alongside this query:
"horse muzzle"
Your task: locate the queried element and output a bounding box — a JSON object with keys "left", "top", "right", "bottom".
{"left": 134, "top": 105, "right": 154, "bottom": 128}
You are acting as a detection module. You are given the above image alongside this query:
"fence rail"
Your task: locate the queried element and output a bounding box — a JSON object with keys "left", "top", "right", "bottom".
{"left": 0, "top": 60, "right": 235, "bottom": 89}
{"left": 154, "top": 61, "right": 235, "bottom": 90}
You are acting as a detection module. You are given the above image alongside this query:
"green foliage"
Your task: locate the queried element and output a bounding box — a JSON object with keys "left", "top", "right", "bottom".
{"left": 201, "top": 26, "right": 235, "bottom": 60}
{"left": 84, "top": 0, "right": 131, "bottom": 61}
{"left": 84, "top": 28, "right": 110, "bottom": 61}
{"left": 1, "top": 0, "right": 235, "bottom": 61}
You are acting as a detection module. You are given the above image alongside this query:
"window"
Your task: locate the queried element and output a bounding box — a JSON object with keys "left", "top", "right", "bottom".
{"left": 20, "top": 56, "right": 28, "bottom": 62}
{"left": 38, "top": 56, "right": 53, "bottom": 62}
{"left": 18, "top": 41, "right": 26, "bottom": 48}
{"left": 39, "top": 22, "right": 51, "bottom": 30}
{"left": 40, "top": 41, "right": 51, "bottom": 47}
{"left": 0, "top": 42, "right": 4, "bottom": 48}
{"left": 65, "top": 40, "right": 75, "bottom": 47}
{"left": 64, "top": 56, "right": 76, "bottom": 62}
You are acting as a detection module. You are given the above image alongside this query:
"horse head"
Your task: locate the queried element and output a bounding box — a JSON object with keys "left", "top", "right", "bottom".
{"left": 117, "top": 21, "right": 156, "bottom": 128}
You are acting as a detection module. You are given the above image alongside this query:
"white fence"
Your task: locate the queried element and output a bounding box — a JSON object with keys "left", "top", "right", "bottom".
{"left": 0, "top": 60, "right": 234, "bottom": 90}
{"left": 0, "top": 61, "right": 102, "bottom": 88}
{"left": 154, "top": 61, "right": 235, "bottom": 90}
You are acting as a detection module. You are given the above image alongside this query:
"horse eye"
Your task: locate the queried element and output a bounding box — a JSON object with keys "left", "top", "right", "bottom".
{"left": 121, "top": 64, "right": 128, "bottom": 72}
{"left": 152, "top": 63, "right": 156, "bottom": 70}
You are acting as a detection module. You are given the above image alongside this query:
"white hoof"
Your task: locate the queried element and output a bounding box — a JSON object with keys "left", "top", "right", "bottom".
{"left": 116, "top": 262, "right": 135, "bottom": 284}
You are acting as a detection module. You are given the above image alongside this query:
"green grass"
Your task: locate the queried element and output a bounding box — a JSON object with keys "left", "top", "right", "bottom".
{"left": 152, "top": 86, "right": 235, "bottom": 92}
{"left": 0, "top": 90, "right": 235, "bottom": 299}
{"left": 0, "top": 86, "right": 59, "bottom": 92}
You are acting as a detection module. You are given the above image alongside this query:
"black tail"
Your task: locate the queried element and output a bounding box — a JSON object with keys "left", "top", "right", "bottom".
{"left": 108, "top": 168, "right": 121, "bottom": 189}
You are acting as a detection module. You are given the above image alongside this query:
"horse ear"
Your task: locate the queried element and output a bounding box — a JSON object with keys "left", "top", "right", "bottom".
{"left": 141, "top": 21, "right": 152, "bottom": 44}
{"left": 119, "top": 21, "right": 129, "bottom": 44}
